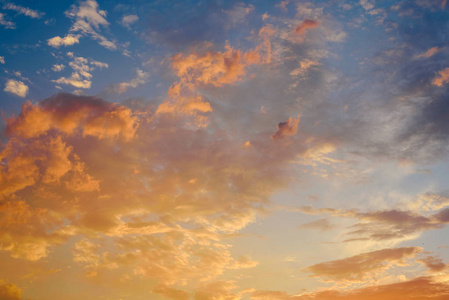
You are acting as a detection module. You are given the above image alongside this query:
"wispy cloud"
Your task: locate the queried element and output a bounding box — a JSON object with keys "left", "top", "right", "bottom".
{"left": 2, "top": 2, "right": 44, "bottom": 19}
{"left": 48, "top": 0, "right": 116, "bottom": 50}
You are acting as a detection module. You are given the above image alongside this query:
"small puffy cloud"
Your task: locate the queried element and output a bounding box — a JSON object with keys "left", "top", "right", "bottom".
{"left": 295, "top": 19, "right": 319, "bottom": 35}
{"left": 52, "top": 52, "right": 107, "bottom": 89}
{"left": 272, "top": 117, "right": 300, "bottom": 140}
{"left": 303, "top": 247, "right": 422, "bottom": 283}
{"left": 120, "top": 14, "right": 138, "bottom": 28}
{"left": 47, "top": 34, "right": 80, "bottom": 48}
{"left": 360, "top": 0, "right": 375, "bottom": 11}
{"left": 52, "top": 64, "right": 65, "bottom": 72}
{"left": 0, "top": 12, "right": 15, "bottom": 29}
{"left": 3, "top": 2, "right": 44, "bottom": 19}
{"left": 4, "top": 79, "right": 28, "bottom": 97}
{"left": 432, "top": 67, "right": 449, "bottom": 87}
{"left": 0, "top": 56, "right": 4, "bottom": 64}
{"left": 0, "top": 280, "right": 22, "bottom": 300}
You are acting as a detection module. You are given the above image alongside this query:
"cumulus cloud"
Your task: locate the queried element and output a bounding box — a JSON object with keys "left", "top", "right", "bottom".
{"left": 432, "top": 68, "right": 449, "bottom": 86}
{"left": 4, "top": 79, "right": 28, "bottom": 97}
{"left": 0, "top": 80, "right": 323, "bottom": 294}
{"left": 170, "top": 44, "right": 266, "bottom": 89}
{"left": 120, "top": 14, "right": 138, "bottom": 28}
{"left": 47, "top": 34, "right": 80, "bottom": 48}
{"left": 0, "top": 280, "right": 22, "bottom": 300}
{"left": 52, "top": 52, "right": 107, "bottom": 89}
{"left": 52, "top": 64, "right": 65, "bottom": 72}
{"left": 303, "top": 247, "right": 422, "bottom": 282}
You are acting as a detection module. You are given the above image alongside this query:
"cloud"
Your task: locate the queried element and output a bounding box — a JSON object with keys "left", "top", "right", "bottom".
{"left": 0, "top": 280, "right": 22, "bottom": 300}
{"left": 120, "top": 14, "right": 138, "bottom": 28}
{"left": 432, "top": 68, "right": 449, "bottom": 87}
{"left": 47, "top": 34, "right": 80, "bottom": 48}
{"left": 251, "top": 275, "right": 449, "bottom": 299}
{"left": 7, "top": 93, "right": 136, "bottom": 141}
{"left": 101, "top": 69, "right": 149, "bottom": 95}
{"left": 52, "top": 64, "right": 65, "bottom": 72}
{"left": 0, "top": 12, "right": 15, "bottom": 29}
{"left": 298, "top": 218, "right": 333, "bottom": 231}
{"left": 170, "top": 44, "right": 265, "bottom": 89}
{"left": 303, "top": 247, "right": 422, "bottom": 283}
{"left": 48, "top": 0, "right": 116, "bottom": 50}
{"left": 272, "top": 117, "right": 300, "bottom": 140}
{"left": 418, "top": 256, "right": 447, "bottom": 273}
{"left": 415, "top": 47, "right": 442, "bottom": 59}
{"left": 298, "top": 197, "right": 449, "bottom": 244}
{"left": 4, "top": 79, "right": 28, "bottom": 97}
{"left": 295, "top": 19, "right": 320, "bottom": 35}
{"left": 2, "top": 2, "right": 44, "bottom": 19}
{"left": 52, "top": 52, "right": 108, "bottom": 89}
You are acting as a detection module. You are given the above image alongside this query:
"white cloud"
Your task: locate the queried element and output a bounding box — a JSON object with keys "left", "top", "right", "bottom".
{"left": 47, "top": 34, "right": 80, "bottom": 48}
{"left": 52, "top": 52, "right": 108, "bottom": 89}
{"left": 52, "top": 64, "right": 65, "bottom": 72}
{"left": 120, "top": 14, "right": 138, "bottom": 28}
{"left": 3, "top": 2, "right": 44, "bottom": 19}
{"left": 0, "top": 57, "right": 4, "bottom": 64}
{"left": 4, "top": 79, "right": 28, "bottom": 97}
{"left": 0, "top": 12, "right": 15, "bottom": 29}
{"left": 103, "top": 68, "right": 149, "bottom": 94}
{"left": 48, "top": 0, "right": 116, "bottom": 50}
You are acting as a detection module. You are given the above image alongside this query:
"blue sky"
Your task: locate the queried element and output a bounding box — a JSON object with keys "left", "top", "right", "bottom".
{"left": 1, "top": 0, "right": 449, "bottom": 299}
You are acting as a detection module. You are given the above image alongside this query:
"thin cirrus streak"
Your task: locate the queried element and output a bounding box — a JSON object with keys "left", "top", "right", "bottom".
{"left": 0, "top": 0, "right": 449, "bottom": 299}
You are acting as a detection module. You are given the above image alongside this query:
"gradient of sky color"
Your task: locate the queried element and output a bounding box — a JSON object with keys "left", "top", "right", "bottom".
{"left": 1, "top": 0, "right": 449, "bottom": 299}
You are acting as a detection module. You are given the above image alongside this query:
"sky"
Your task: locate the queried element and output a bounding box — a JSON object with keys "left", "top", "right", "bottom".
{"left": 1, "top": 0, "right": 449, "bottom": 299}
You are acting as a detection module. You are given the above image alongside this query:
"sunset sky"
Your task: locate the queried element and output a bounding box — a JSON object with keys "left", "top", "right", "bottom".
{"left": 1, "top": 0, "right": 449, "bottom": 299}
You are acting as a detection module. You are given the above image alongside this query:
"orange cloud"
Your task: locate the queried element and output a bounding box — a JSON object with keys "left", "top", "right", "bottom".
{"left": 272, "top": 117, "right": 300, "bottom": 140}
{"left": 415, "top": 47, "right": 441, "bottom": 59}
{"left": 295, "top": 19, "right": 320, "bottom": 35}
{"left": 252, "top": 275, "right": 449, "bottom": 299}
{"left": 298, "top": 218, "right": 333, "bottom": 231}
{"left": 0, "top": 280, "right": 22, "bottom": 300}
{"left": 303, "top": 247, "right": 422, "bottom": 283}
{"left": 418, "top": 256, "right": 447, "bottom": 273}
{"left": 7, "top": 93, "right": 138, "bottom": 141}
{"left": 432, "top": 67, "right": 449, "bottom": 87}
{"left": 170, "top": 45, "right": 262, "bottom": 89}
